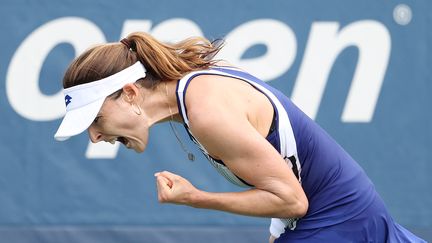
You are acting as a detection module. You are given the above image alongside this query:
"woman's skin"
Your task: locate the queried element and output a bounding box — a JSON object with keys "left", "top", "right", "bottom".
{"left": 87, "top": 73, "right": 308, "bottom": 230}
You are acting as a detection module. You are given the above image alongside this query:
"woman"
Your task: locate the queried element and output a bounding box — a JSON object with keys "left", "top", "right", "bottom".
{"left": 54, "top": 32, "right": 425, "bottom": 242}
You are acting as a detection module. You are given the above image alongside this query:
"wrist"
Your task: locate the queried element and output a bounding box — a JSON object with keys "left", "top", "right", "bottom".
{"left": 189, "top": 189, "right": 208, "bottom": 208}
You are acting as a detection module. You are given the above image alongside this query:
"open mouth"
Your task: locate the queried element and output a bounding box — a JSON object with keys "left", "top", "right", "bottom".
{"left": 117, "top": 137, "right": 129, "bottom": 147}
{"left": 107, "top": 137, "right": 131, "bottom": 148}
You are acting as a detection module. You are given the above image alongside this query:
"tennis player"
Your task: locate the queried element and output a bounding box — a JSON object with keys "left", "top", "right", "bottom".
{"left": 54, "top": 32, "right": 425, "bottom": 242}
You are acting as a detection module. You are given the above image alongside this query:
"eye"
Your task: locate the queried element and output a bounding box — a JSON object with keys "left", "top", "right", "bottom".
{"left": 93, "top": 116, "right": 101, "bottom": 124}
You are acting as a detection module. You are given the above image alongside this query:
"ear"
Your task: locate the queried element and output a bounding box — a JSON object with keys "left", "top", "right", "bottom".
{"left": 121, "top": 83, "right": 140, "bottom": 104}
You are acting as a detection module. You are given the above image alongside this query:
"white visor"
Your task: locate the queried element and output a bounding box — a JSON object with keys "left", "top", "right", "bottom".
{"left": 54, "top": 61, "right": 146, "bottom": 141}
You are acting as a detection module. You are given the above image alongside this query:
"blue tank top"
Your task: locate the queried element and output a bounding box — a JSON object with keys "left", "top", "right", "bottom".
{"left": 175, "top": 66, "right": 376, "bottom": 231}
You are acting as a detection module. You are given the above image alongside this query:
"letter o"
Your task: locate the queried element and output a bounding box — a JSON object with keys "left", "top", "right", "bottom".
{"left": 6, "top": 17, "right": 106, "bottom": 121}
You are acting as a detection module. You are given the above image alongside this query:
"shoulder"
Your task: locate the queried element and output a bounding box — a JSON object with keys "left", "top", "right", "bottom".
{"left": 184, "top": 73, "right": 244, "bottom": 123}
{"left": 185, "top": 74, "right": 237, "bottom": 118}
{"left": 181, "top": 74, "right": 247, "bottom": 155}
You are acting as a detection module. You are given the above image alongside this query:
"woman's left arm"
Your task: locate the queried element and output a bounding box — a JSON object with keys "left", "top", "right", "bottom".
{"left": 155, "top": 98, "right": 308, "bottom": 219}
{"left": 155, "top": 74, "right": 308, "bottom": 218}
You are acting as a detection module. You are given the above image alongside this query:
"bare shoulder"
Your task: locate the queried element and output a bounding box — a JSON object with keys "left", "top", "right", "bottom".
{"left": 184, "top": 74, "right": 244, "bottom": 125}
{"left": 182, "top": 74, "right": 247, "bottom": 155}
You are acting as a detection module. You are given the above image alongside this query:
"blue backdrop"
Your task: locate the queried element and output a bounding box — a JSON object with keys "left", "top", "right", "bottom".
{"left": 0, "top": 0, "right": 431, "bottom": 242}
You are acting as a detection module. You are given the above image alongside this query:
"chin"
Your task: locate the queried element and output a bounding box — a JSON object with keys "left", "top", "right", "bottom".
{"left": 134, "top": 148, "right": 145, "bottom": 153}
{"left": 133, "top": 144, "right": 146, "bottom": 153}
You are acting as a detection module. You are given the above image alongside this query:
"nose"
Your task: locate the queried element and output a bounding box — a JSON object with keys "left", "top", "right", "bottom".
{"left": 88, "top": 125, "right": 103, "bottom": 143}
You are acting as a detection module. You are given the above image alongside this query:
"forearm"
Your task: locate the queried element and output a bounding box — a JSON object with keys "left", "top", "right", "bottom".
{"left": 155, "top": 171, "right": 308, "bottom": 218}
{"left": 189, "top": 188, "right": 306, "bottom": 219}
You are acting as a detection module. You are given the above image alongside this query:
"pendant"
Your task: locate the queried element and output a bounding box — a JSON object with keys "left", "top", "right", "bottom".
{"left": 188, "top": 153, "right": 195, "bottom": 161}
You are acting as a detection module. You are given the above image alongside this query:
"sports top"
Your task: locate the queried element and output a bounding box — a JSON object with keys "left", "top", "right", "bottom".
{"left": 175, "top": 66, "right": 376, "bottom": 233}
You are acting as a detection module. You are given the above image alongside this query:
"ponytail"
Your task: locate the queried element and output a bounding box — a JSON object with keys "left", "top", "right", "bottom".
{"left": 125, "top": 32, "right": 223, "bottom": 81}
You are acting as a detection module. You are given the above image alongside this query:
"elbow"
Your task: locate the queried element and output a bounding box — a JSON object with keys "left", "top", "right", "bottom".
{"left": 293, "top": 199, "right": 308, "bottom": 218}
{"left": 279, "top": 194, "right": 309, "bottom": 219}
{"left": 265, "top": 183, "right": 309, "bottom": 218}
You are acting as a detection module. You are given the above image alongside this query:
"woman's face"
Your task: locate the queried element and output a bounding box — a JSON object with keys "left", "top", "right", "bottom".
{"left": 87, "top": 95, "right": 149, "bottom": 153}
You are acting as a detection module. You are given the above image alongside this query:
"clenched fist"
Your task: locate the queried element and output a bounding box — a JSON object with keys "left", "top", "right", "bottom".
{"left": 154, "top": 171, "right": 201, "bottom": 205}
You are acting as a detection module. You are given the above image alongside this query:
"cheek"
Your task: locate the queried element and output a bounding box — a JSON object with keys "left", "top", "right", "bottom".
{"left": 112, "top": 107, "right": 137, "bottom": 128}
{"left": 117, "top": 112, "right": 148, "bottom": 134}
{"left": 124, "top": 114, "right": 143, "bottom": 129}
{"left": 108, "top": 103, "right": 149, "bottom": 134}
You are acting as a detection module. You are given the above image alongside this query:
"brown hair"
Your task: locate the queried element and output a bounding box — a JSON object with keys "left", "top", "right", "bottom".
{"left": 62, "top": 32, "right": 224, "bottom": 92}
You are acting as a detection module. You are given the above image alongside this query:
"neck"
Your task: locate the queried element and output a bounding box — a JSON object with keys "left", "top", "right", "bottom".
{"left": 142, "top": 80, "right": 182, "bottom": 125}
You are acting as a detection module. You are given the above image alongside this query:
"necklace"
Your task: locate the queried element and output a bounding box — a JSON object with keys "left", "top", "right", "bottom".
{"left": 165, "top": 83, "right": 195, "bottom": 162}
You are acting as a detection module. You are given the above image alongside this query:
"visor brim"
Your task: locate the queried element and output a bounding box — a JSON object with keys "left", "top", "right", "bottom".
{"left": 54, "top": 98, "right": 105, "bottom": 141}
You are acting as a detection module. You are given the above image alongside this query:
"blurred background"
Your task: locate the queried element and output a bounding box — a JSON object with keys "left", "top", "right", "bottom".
{"left": 0, "top": 0, "right": 431, "bottom": 242}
